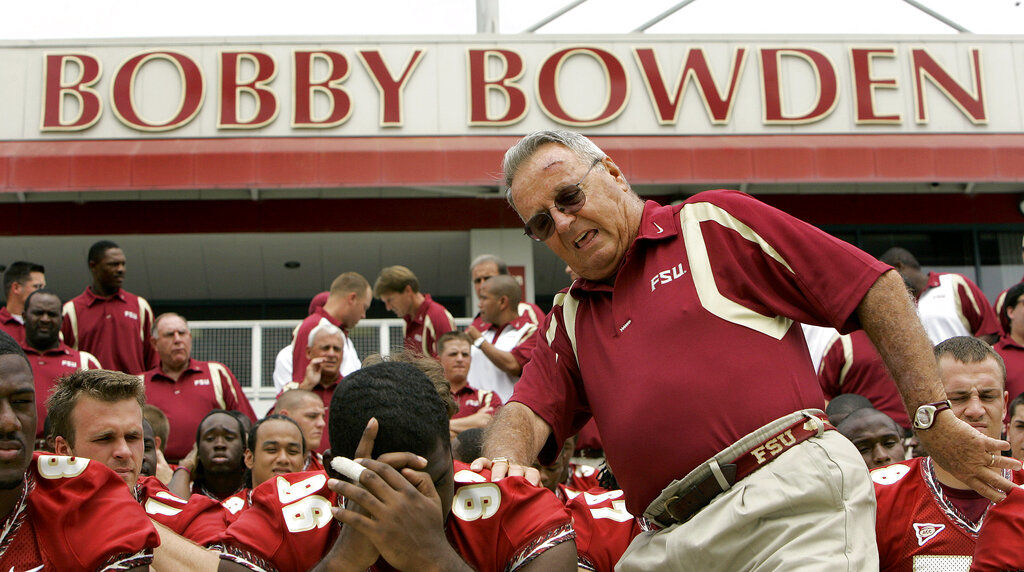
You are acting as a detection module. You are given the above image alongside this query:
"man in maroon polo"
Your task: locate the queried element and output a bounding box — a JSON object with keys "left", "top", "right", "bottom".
{"left": 374, "top": 265, "right": 455, "bottom": 358}
{"left": 0, "top": 261, "right": 45, "bottom": 343}
{"left": 61, "top": 240, "right": 156, "bottom": 374}
{"left": 465, "top": 275, "right": 538, "bottom": 403}
{"left": 437, "top": 331, "right": 502, "bottom": 438}
{"left": 143, "top": 312, "right": 256, "bottom": 462}
{"left": 281, "top": 322, "right": 345, "bottom": 453}
{"left": 469, "top": 254, "right": 544, "bottom": 331}
{"left": 291, "top": 272, "right": 371, "bottom": 384}
{"left": 20, "top": 289, "right": 101, "bottom": 437}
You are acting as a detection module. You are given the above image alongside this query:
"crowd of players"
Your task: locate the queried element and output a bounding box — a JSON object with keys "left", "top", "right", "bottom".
{"left": 4, "top": 190, "right": 1024, "bottom": 568}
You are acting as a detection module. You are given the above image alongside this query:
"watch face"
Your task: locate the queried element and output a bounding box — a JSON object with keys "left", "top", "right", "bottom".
{"left": 915, "top": 406, "right": 934, "bottom": 428}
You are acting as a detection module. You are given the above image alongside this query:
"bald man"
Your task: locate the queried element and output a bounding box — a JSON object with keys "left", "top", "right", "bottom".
{"left": 465, "top": 275, "right": 538, "bottom": 402}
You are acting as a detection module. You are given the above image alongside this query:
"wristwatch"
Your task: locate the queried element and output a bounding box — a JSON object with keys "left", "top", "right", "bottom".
{"left": 912, "top": 400, "right": 952, "bottom": 430}
{"left": 473, "top": 337, "right": 485, "bottom": 348}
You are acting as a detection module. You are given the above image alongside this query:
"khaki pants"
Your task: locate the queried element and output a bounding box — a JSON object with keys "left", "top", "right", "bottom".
{"left": 616, "top": 430, "right": 877, "bottom": 572}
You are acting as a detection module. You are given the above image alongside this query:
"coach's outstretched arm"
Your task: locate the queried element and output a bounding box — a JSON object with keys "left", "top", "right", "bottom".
{"left": 860, "top": 269, "right": 1021, "bottom": 502}
{"left": 475, "top": 402, "right": 551, "bottom": 484}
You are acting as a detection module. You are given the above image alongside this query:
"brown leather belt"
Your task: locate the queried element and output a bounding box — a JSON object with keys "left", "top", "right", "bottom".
{"left": 654, "top": 413, "right": 834, "bottom": 528}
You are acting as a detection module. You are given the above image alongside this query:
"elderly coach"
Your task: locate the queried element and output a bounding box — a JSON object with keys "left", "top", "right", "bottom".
{"left": 477, "top": 130, "right": 1019, "bottom": 571}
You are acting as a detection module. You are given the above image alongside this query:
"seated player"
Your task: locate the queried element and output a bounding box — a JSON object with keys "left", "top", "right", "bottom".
{"left": 143, "top": 404, "right": 174, "bottom": 483}
{"left": 141, "top": 419, "right": 158, "bottom": 478}
{"left": 535, "top": 435, "right": 591, "bottom": 502}
{"left": 169, "top": 410, "right": 248, "bottom": 503}
{"left": 453, "top": 427, "right": 484, "bottom": 463}
{"left": 214, "top": 361, "right": 577, "bottom": 572}
{"left": 47, "top": 368, "right": 230, "bottom": 563}
{"left": 221, "top": 414, "right": 307, "bottom": 517}
{"left": 567, "top": 464, "right": 643, "bottom": 572}
{"left": 437, "top": 331, "right": 502, "bottom": 438}
{"left": 0, "top": 332, "right": 159, "bottom": 571}
{"left": 836, "top": 408, "right": 907, "bottom": 470}
{"left": 825, "top": 393, "right": 874, "bottom": 426}
{"left": 275, "top": 389, "right": 326, "bottom": 470}
{"left": 872, "top": 337, "right": 1023, "bottom": 571}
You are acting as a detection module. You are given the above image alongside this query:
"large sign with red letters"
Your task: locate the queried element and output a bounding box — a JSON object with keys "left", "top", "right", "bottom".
{"left": 0, "top": 35, "right": 1014, "bottom": 139}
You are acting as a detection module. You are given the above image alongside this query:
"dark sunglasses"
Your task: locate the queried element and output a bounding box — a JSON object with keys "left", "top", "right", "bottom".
{"left": 523, "top": 159, "right": 602, "bottom": 241}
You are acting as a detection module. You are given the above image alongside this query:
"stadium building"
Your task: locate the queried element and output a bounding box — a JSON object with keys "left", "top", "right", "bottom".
{"left": 2, "top": 33, "right": 1022, "bottom": 407}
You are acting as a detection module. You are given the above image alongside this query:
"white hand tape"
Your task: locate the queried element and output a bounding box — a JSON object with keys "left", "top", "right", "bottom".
{"left": 330, "top": 456, "right": 366, "bottom": 482}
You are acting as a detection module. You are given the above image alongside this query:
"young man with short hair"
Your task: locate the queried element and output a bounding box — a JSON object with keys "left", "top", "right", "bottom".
{"left": 873, "top": 336, "right": 1023, "bottom": 569}
{"left": 374, "top": 265, "right": 455, "bottom": 358}
{"left": 0, "top": 261, "right": 45, "bottom": 342}
{"left": 62, "top": 240, "right": 156, "bottom": 374}
{"left": 0, "top": 332, "right": 159, "bottom": 571}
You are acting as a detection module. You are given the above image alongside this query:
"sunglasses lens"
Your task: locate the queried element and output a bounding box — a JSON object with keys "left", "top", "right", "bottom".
{"left": 525, "top": 214, "right": 554, "bottom": 241}
{"left": 556, "top": 185, "right": 586, "bottom": 214}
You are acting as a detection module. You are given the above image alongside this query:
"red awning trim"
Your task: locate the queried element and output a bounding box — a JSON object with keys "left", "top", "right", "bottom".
{"left": 1, "top": 134, "right": 1023, "bottom": 193}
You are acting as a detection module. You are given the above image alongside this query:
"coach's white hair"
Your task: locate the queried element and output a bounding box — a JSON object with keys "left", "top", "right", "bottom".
{"left": 502, "top": 130, "right": 606, "bottom": 212}
{"left": 308, "top": 320, "right": 344, "bottom": 347}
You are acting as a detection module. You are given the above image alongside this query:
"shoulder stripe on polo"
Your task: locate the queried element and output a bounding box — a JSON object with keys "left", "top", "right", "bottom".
{"left": 79, "top": 350, "right": 102, "bottom": 371}
{"left": 62, "top": 300, "right": 78, "bottom": 349}
{"left": 817, "top": 331, "right": 841, "bottom": 377}
{"left": 948, "top": 274, "right": 978, "bottom": 333}
{"left": 514, "top": 322, "right": 537, "bottom": 347}
{"left": 423, "top": 316, "right": 435, "bottom": 356}
{"left": 209, "top": 362, "right": 238, "bottom": 408}
{"left": 549, "top": 287, "right": 580, "bottom": 368}
{"left": 137, "top": 297, "right": 154, "bottom": 343}
{"left": 838, "top": 334, "right": 854, "bottom": 387}
{"left": 518, "top": 302, "right": 539, "bottom": 326}
{"left": 679, "top": 201, "right": 793, "bottom": 340}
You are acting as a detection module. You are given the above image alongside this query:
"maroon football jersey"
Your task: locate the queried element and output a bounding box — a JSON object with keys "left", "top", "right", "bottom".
{"left": 567, "top": 488, "right": 642, "bottom": 572}
{"left": 216, "top": 461, "right": 573, "bottom": 572}
{"left": 0, "top": 453, "right": 159, "bottom": 571}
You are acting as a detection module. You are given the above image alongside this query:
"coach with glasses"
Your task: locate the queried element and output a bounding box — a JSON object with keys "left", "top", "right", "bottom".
{"left": 476, "top": 130, "right": 1019, "bottom": 571}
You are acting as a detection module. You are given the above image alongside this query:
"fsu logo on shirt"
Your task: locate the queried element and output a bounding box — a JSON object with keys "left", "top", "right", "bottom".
{"left": 124, "top": 310, "right": 139, "bottom": 320}
{"left": 193, "top": 378, "right": 211, "bottom": 386}
{"left": 913, "top": 522, "right": 945, "bottom": 546}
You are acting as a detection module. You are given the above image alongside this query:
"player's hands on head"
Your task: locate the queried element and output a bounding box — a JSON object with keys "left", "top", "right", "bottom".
{"left": 920, "top": 411, "right": 1021, "bottom": 502}
{"left": 325, "top": 418, "right": 381, "bottom": 570}
{"left": 332, "top": 458, "right": 459, "bottom": 570}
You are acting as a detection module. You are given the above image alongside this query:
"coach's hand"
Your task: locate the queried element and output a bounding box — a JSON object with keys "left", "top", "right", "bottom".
{"left": 470, "top": 456, "right": 541, "bottom": 486}
{"left": 918, "top": 411, "right": 1021, "bottom": 502}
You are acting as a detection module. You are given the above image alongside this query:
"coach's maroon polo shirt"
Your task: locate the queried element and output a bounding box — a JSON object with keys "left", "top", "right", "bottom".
{"left": 511, "top": 192, "right": 889, "bottom": 516}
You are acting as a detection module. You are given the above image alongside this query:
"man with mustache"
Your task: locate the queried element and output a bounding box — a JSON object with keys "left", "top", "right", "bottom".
{"left": 19, "top": 289, "right": 101, "bottom": 438}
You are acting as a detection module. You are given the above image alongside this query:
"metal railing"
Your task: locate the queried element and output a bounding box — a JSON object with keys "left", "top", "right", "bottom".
{"left": 189, "top": 317, "right": 473, "bottom": 416}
